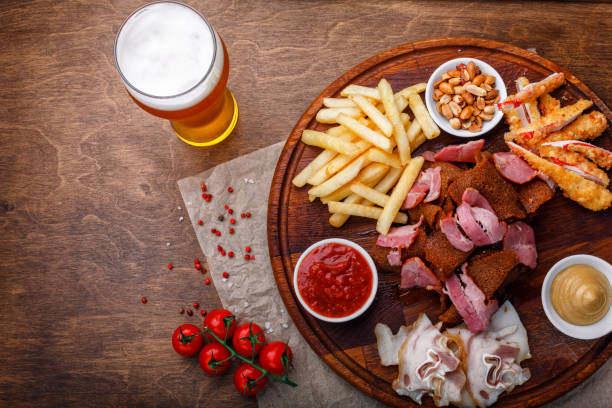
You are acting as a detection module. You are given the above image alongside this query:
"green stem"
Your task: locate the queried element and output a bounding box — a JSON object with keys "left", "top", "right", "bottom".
{"left": 204, "top": 328, "right": 297, "bottom": 387}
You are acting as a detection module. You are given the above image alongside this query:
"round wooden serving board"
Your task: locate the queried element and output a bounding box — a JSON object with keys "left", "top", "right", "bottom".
{"left": 267, "top": 38, "right": 612, "bottom": 407}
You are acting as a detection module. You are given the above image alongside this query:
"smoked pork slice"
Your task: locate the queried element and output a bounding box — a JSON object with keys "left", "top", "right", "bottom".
{"left": 402, "top": 167, "right": 441, "bottom": 209}
{"left": 503, "top": 222, "right": 537, "bottom": 269}
{"left": 439, "top": 213, "right": 474, "bottom": 252}
{"left": 445, "top": 266, "right": 499, "bottom": 333}
{"left": 376, "top": 217, "right": 423, "bottom": 248}
{"left": 461, "top": 187, "right": 495, "bottom": 214}
{"left": 455, "top": 203, "right": 506, "bottom": 246}
{"left": 400, "top": 257, "right": 441, "bottom": 290}
{"left": 516, "top": 179, "right": 554, "bottom": 214}
{"left": 421, "top": 151, "right": 436, "bottom": 162}
{"left": 448, "top": 152, "right": 526, "bottom": 220}
{"left": 493, "top": 152, "right": 537, "bottom": 184}
{"left": 434, "top": 139, "right": 485, "bottom": 163}
{"left": 371, "top": 229, "right": 427, "bottom": 273}
{"left": 423, "top": 161, "right": 464, "bottom": 204}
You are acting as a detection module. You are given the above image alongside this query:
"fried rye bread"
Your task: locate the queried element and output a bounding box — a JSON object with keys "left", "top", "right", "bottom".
{"left": 448, "top": 151, "right": 527, "bottom": 220}
{"left": 425, "top": 229, "right": 475, "bottom": 280}
{"left": 439, "top": 249, "right": 521, "bottom": 325}
{"left": 516, "top": 178, "right": 554, "bottom": 214}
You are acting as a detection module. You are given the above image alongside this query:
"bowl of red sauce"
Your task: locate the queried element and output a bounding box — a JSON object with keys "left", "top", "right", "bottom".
{"left": 293, "top": 238, "right": 378, "bottom": 323}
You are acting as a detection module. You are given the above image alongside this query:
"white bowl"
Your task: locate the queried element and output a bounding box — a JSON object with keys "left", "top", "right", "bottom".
{"left": 293, "top": 238, "right": 378, "bottom": 323}
{"left": 425, "top": 58, "right": 507, "bottom": 138}
{"left": 541, "top": 254, "right": 612, "bottom": 340}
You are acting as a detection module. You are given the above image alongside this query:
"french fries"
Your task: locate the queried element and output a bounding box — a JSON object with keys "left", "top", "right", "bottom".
{"left": 298, "top": 79, "right": 439, "bottom": 229}
{"left": 398, "top": 83, "right": 426, "bottom": 98}
{"left": 315, "top": 107, "right": 361, "bottom": 124}
{"left": 329, "top": 167, "right": 401, "bottom": 227}
{"left": 337, "top": 114, "right": 393, "bottom": 153}
{"left": 321, "top": 163, "right": 389, "bottom": 203}
{"left": 301, "top": 129, "right": 360, "bottom": 155}
{"left": 366, "top": 147, "right": 402, "bottom": 168}
{"left": 350, "top": 95, "right": 393, "bottom": 137}
{"left": 376, "top": 156, "right": 424, "bottom": 234}
{"left": 328, "top": 201, "right": 408, "bottom": 224}
{"left": 408, "top": 93, "right": 440, "bottom": 139}
{"left": 323, "top": 98, "right": 356, "bottom": 109}
{"left": 379, "top": 78, "right": 410, "bottom": 165}
{"left": 308, "top": 153, "right": 371, "bottom": 198}
{"left": 340, "top": 84, "right": 380, "bottom": 101}
{"left": 350, "top": 182, "right": 390, "bottom": 207}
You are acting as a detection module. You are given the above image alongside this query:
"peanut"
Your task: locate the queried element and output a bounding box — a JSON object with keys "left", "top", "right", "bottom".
{"left": 440, "top": 93, "right": 452, "bottom": 104}
{"left": 485, "top": 75, "right": 496, "bottom": 85}
{"left": 449, "top": 117, "right": 461, "bottom": 129}
{"left": 483, "top": 105, "right": 495, "bottom": 114}
{"left": 461, "top": 69, "right": 470, "bottom": 82}
{"left": 433, "top": 89, "right": 443, "bottom": 101}
{"left": 461, "top": 119, "right": 472, "bottom": 129}
{"left": 460, "top": 106, "right": 474, "bottom": 120}
{"left": 476, "top": 96, "right": 486, "bottom": 110}
{"left": 472, "top": 74, "right": 485, "bottom": 86}
{"left": 465, "top": 84, "right": 487, "bottom": 97}
{"left": 449, "top": 77, "right": 462, "bottom": 86}
{"left": 448, "top": 70, "right": 461, "bottom": 78}
{"left": 442, "top": 72, "right": 451, "bottom": 80}
{"left": 439, "top": 82, "right": 454, "bottom": 94}
{"left": 454, "top": 86, "right": 464, "bottom": 95}
{"left": 479, "top": 112, "right": 494, "bottom": 121}
{"left": 463, "top": 92, "right": 474, "bottom": 105}
{"left": 482, "top": 83, "right": 493, "bottom": 92}
{"left": 452, "top": 94, "right": 465, "bottom": 107}
{"left": 433, "top": 79, "right": 444, "bottom": 89}
{"left": 467, "top": 61, "right": 476, "bottom": 80}
{"left": 441, "top": 103, "right": 453, "bottom": 120}
{"left": 485, "top": 89, "right": 499, "bottom": 100}
{"left": 436, "top": 101, "right": 443, "bottom": 114}
{"left": 449, "top": 101, "right": 462, "bottom": 117}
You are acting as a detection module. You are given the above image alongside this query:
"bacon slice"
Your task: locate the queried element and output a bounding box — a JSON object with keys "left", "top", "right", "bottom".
{"left": 497, "top": 72, "right": 565, "bottom": 112}
{"left": 376, "top": 216, "right": 423, "bottom": 248}
{"left": 503, "top": 222, "right": 537, "bottom": 269}
{"left": 387, "top": 248, "right": 402, "bottom": 267}
{"left": 493, "top": 152, "right": 537, "bottom": 184}
{"left": 434, "top": 139, "right": 485, "bottom": 163}
{"left": 421, "top": 151, "right": 436, "bottom": 162}
{"left": 456, "top": 203, "right": 506, "bottom": 246}
{"left": 402, "top": 167, "right": 441, "bottom": 209}
{"left": 400, "top": 257, "right": 441, "bottom": 290}
{"left": 445, "top": 266, "right": 499, "bottom": 333}
{"left": 542, "top": 140, "right": 612, "bottom": 170}
{"left": 440, "top": 213, "right": 474, "bottom": 252}
{"left": 461, "top": 187, "right": 495, "bottom": 214}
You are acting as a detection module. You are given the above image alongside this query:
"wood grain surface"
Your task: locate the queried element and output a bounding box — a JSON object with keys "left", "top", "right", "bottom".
{"left": 267, "top": 38, "right": 612, "bottom": 407}
{"left": 0, "top": 1, "right": 611, "bottom": 407}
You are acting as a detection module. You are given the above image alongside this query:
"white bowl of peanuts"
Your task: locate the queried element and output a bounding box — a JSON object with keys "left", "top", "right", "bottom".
{"left": 425, "top": 58, "right": 507, "bottom": 137}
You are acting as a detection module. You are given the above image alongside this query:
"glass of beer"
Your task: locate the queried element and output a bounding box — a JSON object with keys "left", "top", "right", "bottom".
{"left": 114, "top": 1, "right": 238, "bottom": 147}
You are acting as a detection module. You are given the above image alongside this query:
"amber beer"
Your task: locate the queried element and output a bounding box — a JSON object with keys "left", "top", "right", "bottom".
{"left": 114, "top": 2, "right": 237, "bottom": 146}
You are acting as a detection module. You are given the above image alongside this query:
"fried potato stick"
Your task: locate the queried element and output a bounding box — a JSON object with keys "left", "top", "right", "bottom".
{"left": 379, "top": 78, "right": 411, "bottom": 164}
{"left": 350, "top": 182, "right": 390, "bottom": 207}
{"left": 301, "top": 129, "right": 360, "bottom": 155}
{"left": 351, "top": 94, "right": 393, "bottom": 137}
{"left": 329, "top": 167, "right": 402, "bottom": 227}
{"left": 308, "top": 153, "right": 371, "bottom": 198}
{"left": 316, "top": 107, "right": 361, "bottom": 124}
{"left": 307, "top": 138, "right": 371, "bottom": 185}
{"left": 366, "top": 147, "right": 402, "bottom": 168}
{"left": 320, "top": 163, "right": 389, "bottom": 203}
{"left": 408, "top": 94, "right": 440, "bottom": 139}
{"left": 377, "top": 156, "right": 424, "bottom": 234}
{"left": 340, "top": 84, "right": 381, "bottom": 101}
{"left": 328, "top": 201, "right": 408, "bottom": 224}
{"left": 323, "top": 98, "right": 356, "bottom": 108}
{"left": 337, "top": 114, "right": 393, "bottom": 152}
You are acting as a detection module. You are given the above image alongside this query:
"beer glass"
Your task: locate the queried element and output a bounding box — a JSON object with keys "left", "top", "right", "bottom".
{"left": 114, "top": 2, "right": 238, "bottom": 146}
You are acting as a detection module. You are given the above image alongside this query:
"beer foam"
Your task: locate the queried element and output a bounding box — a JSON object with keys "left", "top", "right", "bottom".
{"left": 115, "top": 2, "right": 224, "bottom": 111}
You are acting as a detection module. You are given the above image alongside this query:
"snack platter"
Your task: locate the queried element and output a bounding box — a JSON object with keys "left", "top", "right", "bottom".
{"left": 267, "top": 38, "right": 612, "bottom": 407}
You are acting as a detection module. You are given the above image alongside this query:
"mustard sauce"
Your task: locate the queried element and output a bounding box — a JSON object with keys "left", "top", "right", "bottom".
{"left": 551, "top": 264, "right": 611, "bottom": 326}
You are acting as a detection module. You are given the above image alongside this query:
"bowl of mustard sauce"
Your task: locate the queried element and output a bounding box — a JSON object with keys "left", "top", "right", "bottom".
{"left": 542, "top": 254, "right": 612, "bottom": 339}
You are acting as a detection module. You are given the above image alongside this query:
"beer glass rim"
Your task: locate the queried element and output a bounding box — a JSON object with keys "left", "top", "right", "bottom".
{"left": 113, "top": 1, "right": 218, "bottom": 100}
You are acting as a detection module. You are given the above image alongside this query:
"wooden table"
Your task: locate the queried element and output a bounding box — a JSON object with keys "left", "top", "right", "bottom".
{"left": 1, "top": 1, "right": 610, "bottom": 406}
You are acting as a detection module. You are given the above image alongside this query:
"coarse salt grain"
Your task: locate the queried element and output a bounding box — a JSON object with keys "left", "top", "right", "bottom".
{"left": 228, "top": 282, "right": 233, "bottom": 288}
{"left": 282, "top": 323, "right": 289, "bottom": 329}
{"left": 179, "top": 216, "right": 184, "bottom": 223}
{"left": 264, "top": 322, "right": 271, "bottom": 329}
{"left": 166, "top": 242, "right": 171, "bottom": 246}
{"left": 177, "top": 206, "right": 182, "bottom": 210}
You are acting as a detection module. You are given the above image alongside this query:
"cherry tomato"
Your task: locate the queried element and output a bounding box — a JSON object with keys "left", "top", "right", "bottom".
{"left": 203, "top": 309, "right": 236, "bottom": 342}
{"left": 259, "top": 342, "right": 293, "bottom": 375}
{"left": 171, "top": 324, "right": 204, "bottom": 356}
{"left": 233, "top": 363, "right": 268, "bottom": 396}
{"left": 198, "top": 343, "right": 232, "bottom": 375}
{"left": 232, "top": 323, "right": 266, "bottom": 358}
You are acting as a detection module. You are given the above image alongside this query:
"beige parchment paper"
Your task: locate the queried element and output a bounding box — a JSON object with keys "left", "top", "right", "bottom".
{"left": 177, "top": 142, "right": 612, "bottom": 408}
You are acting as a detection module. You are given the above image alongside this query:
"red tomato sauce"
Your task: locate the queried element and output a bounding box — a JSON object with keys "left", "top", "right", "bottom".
{"left": 297, "top": 243, "right": 373, "bottom": 318}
